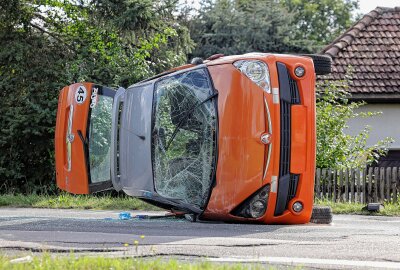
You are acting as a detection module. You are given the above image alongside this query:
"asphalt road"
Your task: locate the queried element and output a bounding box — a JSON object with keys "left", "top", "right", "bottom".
{"left": 1, "top": 208, "right": 400, "bottom": 269}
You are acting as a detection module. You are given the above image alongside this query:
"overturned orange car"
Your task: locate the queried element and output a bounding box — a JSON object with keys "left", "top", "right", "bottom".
{"left": 55, "top": 53, "right": 331, "bottom": 224}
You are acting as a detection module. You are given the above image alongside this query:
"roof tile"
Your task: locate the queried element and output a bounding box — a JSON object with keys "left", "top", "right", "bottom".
{"left": 320, "top": 6, "right": 400, "bottom": 96}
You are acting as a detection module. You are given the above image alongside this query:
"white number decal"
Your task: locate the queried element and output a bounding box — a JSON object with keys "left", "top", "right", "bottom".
{"left": 90, "top": 87, "right": 98, "bottom": 108}
{"left": 75, "top": 85, "right": 87, "bottom": 104}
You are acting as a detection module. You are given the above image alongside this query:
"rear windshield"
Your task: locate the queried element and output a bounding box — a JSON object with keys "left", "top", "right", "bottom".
{"left": 88, "top": 91, "right": 113, "bottom": 183}
{"left": 152, "top": 68, "right": 217, "bottom": 209}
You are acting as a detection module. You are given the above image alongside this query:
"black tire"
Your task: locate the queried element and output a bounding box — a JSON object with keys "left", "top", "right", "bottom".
{"left": 302, "top": 54, "right": 332, "bottom": 75}
{"left": 310, "top": 205, "right": 333, "bottom": 224}
{"left": 190, "top": 57, "right": 204, "bottom": 65}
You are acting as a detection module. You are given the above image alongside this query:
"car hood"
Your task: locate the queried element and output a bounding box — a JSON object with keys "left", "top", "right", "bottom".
{"left": 111, "top": 82, "right": 154, "bottom": 195}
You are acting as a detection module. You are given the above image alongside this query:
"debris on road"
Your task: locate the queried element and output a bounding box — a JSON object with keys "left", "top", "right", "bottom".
{"left": 118, "top": 212, "right": 132, "bottom": 220}
{"left": 363, "top": 203, "right": 384, "bottom": 212}
{"left": 9, "top": 255, "right": 33, "bottom": 264}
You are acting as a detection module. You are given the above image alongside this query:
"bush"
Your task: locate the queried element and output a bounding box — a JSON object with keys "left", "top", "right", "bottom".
{"left": 316, "top": 76, "right": 393, "bottom": 169}
{"left": 0, "top": 0, "right": 192, "bottom": 194}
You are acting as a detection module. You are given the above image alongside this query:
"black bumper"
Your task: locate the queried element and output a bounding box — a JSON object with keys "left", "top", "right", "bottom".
{"left": 274, "top": 62, "right": 301, "bottom": 216}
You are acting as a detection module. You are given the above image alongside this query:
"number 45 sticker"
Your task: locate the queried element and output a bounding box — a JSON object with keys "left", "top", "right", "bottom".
{"left": 75, "top": 85, "right": 87, "bottom": 104}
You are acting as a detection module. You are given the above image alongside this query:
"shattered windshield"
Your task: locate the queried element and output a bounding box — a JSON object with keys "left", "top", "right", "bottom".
{"left": 152, "top": 68, "right": 217, "bottom": 209}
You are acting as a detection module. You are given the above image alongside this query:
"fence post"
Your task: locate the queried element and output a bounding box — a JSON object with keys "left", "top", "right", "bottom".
{"left": 386, "top": 167, "right": 391, "bottom": 202}
{"left": 350, "top": 169, "right": 355, "bottom": 203}
{"left": 356, "top": 169, "right": 361, "bottom": 203}
{"left": 368, "top": 167, "right": 373, "bottom": 203}
{"left": 333, "top": 169, "right": 337, "bottom": 202}
{"left": 374, "top": 167, "right": 379, "bottom": 202}
{"left": 338, "top": 169, "right": 343, "bottom": 202}
{"left": 398, "top": 167, "right": 400, "bottom": 202}
{"left": 322, "top": 168, "right": 327, "bottom": 199}
{"left": 315, "top": 168, "right": 321, "bottom": 199}
{"left": 379, "top": 167, "right": 385, "bottom": 203}
{"left": 328, "top": 169, "right": 332, "bottom": 201}
{"left": 345, "top": 168, "right": 349, "bottom": 202}
{"left": 393, "top": 167, "right": 398, "bottom": 203}
{"left": 362, "top": 167, "right": 367, "bottom": 204}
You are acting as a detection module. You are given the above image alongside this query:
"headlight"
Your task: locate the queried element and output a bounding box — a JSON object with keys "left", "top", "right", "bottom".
{"left": 233, "top": 60, "right": 271, "bottom": 93}
{"left": 232, "top": 184, "right": 270, "bottom": 218}
{"left": 294, "top": 66, "right": 305, "bottom": 77}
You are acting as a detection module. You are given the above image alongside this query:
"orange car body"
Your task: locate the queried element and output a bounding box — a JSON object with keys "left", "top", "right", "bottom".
{"left": 55, "top": 84, "right": 115, "bottom": 194}
{"left": 55, "top": 82, "right": 92, "bottom": 194}
{"left": 55, "top": 53, "right": 316, "bottom": 224}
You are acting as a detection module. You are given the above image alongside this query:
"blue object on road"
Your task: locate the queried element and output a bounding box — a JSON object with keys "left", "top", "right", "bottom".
{"left": 119, "top": 212, "right": 132, "bottom": 220}
{"left": 135, "top": 215, "right": 148, "bottom": 219}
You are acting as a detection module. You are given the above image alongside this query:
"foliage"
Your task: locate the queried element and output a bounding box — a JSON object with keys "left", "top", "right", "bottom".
{"left": 183, "top": 0, "right": 359, "bottom": 57}
{"left": 0, "top": 0, "right": 193, "bottom": 193}
{"left": 316, "top": 76, "right": 393, "bottom": 169}
{"left": 185, "top": 0, "right": 311, "bottom": 58}
{"left": 0, "top": 254, "right": 276, "bottom": 270}
{"left": 279, "top": 0, "right": 359, "bottom": 50}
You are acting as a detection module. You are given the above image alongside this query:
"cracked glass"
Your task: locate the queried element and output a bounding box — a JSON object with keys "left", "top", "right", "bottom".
{"left": 152, "top": 68, "right": 217, "bottom": 209}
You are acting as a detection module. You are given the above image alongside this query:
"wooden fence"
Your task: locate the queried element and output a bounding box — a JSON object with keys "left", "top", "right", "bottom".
{"left": 315, "top": 167, "right": 400, "bottom": 203}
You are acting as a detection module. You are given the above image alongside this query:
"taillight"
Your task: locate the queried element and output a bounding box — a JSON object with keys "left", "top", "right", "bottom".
{"left": 233, "top": 60, "right": 271, "bottom": 93}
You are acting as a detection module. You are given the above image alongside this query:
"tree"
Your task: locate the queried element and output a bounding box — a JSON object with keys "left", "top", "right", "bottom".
{"left": 279, "top": 0, "right": 359, "bottom": 49}
{"left": 316, "top": 77, "right": 392, "bottom": 169}
{"left": 0, "top": 0, "right": 193, "bottom": 193}
{"left": 187, "top": 0, "right": 311, "bottom": 58}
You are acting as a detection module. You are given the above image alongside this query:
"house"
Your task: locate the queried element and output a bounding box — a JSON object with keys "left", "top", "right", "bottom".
{"left": 320, "top": 6, "right": 400, "bottom": 167}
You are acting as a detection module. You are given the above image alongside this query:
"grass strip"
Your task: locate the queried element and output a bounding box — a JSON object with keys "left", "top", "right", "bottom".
{"left": 0, "top": 255, "right": 280, "bottom": 270}
{"left": 1, "top": 193, "right": 399, "bottom": 216}
{"left": 316, "top": 199, "right": 400, "bottom": 216}
{"left": 0, "top": 193, "right": 159, "bottom": 211}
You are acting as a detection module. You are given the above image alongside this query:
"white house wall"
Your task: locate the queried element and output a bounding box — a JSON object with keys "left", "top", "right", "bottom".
{"left": 345, "top": 103, "right": 400, "bottom": 149}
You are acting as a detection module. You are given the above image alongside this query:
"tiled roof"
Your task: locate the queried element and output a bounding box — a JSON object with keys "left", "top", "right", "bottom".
{"left": 320, "top": 7, "right": 400, "bottom": 99}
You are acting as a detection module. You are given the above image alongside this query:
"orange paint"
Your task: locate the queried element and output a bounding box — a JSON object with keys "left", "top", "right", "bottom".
{"left": 55, "top": 82, "right": 93, "bottom": 194}
{"left": 202, "top": 54, "right": 316, "bottom": 224}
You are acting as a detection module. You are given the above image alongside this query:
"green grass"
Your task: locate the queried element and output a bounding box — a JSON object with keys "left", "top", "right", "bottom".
{"left": 0, "top": 193, "right": 159, "bottom": 211}
{"left": 0, "top": 255, "right": 280, "bottom": 270}
{"left": 1, "top": 193, "right": 399, "bottom": 216}
{"left": 316, "top": 199, "right": 400, "bottom": 216}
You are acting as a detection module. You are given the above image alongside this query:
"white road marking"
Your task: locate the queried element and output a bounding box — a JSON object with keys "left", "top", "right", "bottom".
{"left": 0, "top": 218, "right": 44, "bottom": 227}
{"left": 209, "top": 256, "right": 400, "bottom": 269}
{"left": 335, "top": 217, "right": 400, "bottom": 223}
{"left": 164, "top": 237, "right": 331, "bottom": 247}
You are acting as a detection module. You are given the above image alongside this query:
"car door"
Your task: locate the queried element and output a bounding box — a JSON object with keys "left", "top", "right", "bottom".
{"left": 55, "top": 82, "right": 116, "bottom": 194}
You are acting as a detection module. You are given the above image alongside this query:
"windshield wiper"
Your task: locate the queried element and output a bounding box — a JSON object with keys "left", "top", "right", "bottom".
{"left": 165, "top": 92, "right": 218, "bottom": 151}
{"left": 77, "top": 129, "right": 91, "bottom": 179}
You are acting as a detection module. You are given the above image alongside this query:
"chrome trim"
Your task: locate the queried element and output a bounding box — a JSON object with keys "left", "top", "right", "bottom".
{"left": 66, "top": 104, "right": 74, "bottom": 172}
{"left": 260, "top": 133, "right": 271, "bottom": 145}
{"left": 110, "top": 87, "right": 125, "bottom": 191}
{"left": 263, "top": 97, "right": 272, "bottom": 180}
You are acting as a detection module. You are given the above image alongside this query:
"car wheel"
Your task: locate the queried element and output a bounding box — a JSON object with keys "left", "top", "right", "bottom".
{"left": 303, "top": 54, "right": 332, "bottom": 75}
{"left": 310, "top": 205, "right": 333, "bottom": 224}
